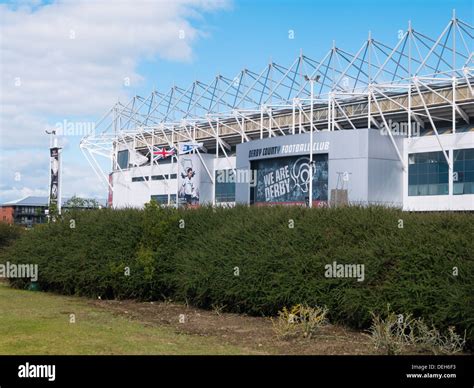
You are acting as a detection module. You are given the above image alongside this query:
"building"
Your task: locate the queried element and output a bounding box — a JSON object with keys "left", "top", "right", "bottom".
{"left": 81, "top": 14, "right": 474, "bottom": 212}
{"left": 0, "top": 196, "right": 105, "bottom": 227}
{"left": 1, "top": 196, "right": 53, "bottom": 226}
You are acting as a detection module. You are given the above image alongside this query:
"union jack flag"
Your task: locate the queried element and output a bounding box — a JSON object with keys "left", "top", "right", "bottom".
{"left": 153, "top": 147, "right": 175, "bottom": 159}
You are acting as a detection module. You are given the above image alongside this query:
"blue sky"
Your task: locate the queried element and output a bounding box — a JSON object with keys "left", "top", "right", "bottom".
{"left": 0, "top": 0, "right": 472, "bottom": 203}
{"left": 138, "top": 0, "right": 472, "bottom": 94}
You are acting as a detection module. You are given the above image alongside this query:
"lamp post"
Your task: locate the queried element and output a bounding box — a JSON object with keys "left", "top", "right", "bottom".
{"left": 304, "top": 75, "right": 320, "bottom": 208}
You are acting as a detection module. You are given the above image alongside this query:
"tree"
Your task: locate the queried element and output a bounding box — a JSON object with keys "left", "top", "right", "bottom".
{"left": 48, "top": 202, "right": 59, "bottom": 221}
{"left": 64, "top": 195, "right": 100, "bottom": 209}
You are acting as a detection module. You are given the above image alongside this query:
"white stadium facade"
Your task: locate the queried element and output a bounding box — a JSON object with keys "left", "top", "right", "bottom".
{"left": 81, "top": 13, "right": 474, "bottom": 211}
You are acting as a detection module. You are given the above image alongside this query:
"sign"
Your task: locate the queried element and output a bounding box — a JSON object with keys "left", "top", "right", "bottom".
{"left": 251, "top": 154, "right": 328, "bottom": 204}
{"left": 248, "top": 141, "right": 329, "bottom": 159}
{"left": 49, "top": 147, "right": 60, "bottom": 206}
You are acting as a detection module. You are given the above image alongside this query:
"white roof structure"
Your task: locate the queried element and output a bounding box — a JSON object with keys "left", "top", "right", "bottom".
{"left": 81, "top": 12, "right": 474, "bottom": 192}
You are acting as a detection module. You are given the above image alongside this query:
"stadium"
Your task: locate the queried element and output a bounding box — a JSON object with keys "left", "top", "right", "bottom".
{"left": 81, "top": 12, "right": 474, "bottom": 211}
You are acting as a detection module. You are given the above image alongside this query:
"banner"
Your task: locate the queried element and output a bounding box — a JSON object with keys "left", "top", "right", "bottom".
{"left": 178, "top": 155, "right": 201, "bottom": 207}
{"left": 251, "top": 154, "right": 328, "bottom": 204}
{"left": 178, "top": 142, "right": 203, "bottom": 155}
{"left": 49, "top": 147, "right": 60, "bottom": 206}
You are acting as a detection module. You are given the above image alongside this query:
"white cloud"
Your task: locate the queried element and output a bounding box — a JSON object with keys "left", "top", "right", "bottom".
{"left": 0, "top": 187, "right": 49, "bottom": 202}
{"left": 1, "top": 0, "right": 229, "bottom": 145}
{"left": 0, "top": 0, "right": 230, "bottom": 202}
{"left": 0, "top": 149, "right": 108, "bottom": 203}
{"left": 0, "top": 150, "right": 49, "bottom": 202}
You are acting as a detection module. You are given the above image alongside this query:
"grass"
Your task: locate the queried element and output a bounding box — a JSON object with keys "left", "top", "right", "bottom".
{"left": 0, "top": 283, "right": 251, "bottom": 355}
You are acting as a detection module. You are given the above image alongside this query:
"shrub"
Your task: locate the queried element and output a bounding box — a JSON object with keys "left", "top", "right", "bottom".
{"left": 367, "top": 308, "right": 467, "bottom": 355}
{"left": 0, "top": 222, "right": 23, "bottom": 250}
{"left": 2, "top": 205, "right": 473, "bottom": 348}
{"left": 414, "top": 321, "right": 466, "bottom": 355}
{"left": 272, "top": 304, "right": 329, "bottom": 339}
{"left": 366, "top": 309, "right": 417, "bottom": 355}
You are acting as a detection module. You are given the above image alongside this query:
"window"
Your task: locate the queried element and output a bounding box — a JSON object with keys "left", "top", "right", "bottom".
{"left": 408, "top": 151, "right": 449, "bottom": 196}
{"left": 215, "top": 169, "right": 236, "bottom": 203}
{"left": 154, "top": 157, "right": 173, "bottom": 165}
{"left": 132, "top": 174, "right": 177, "bottom": 182}
{"left": 150, "top": 194, "right": 176, "bottom": 205}
{"left": 117, "top": 150, "right": 129, "bottom": 170}
{"left": 152, "top": 174, "right": 177, "bottom": 181}
{"left": 132, "top": 176, "right": 148, "bottom": 182}
{"left": 453, "top": 148, "right": 474, "bottom": 195}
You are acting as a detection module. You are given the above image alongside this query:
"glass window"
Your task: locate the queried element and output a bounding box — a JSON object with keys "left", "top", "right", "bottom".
{"left": 150, "top": 194, "right": 176, "bottom": 205}
{"left": 117, "top": 150, "right": 129, "bottom": 170}
{"left": 133, "top": 174, "right": 178, "bottom": 183}
{"left": 154, "top": 157, "right": 173, "bottom": 165}
{"left": 408, "top": 151, "right": 449, "bottom": 196}
{"left": 453, "top": 148, "right": 474, "bottom": 195}
{"left": 151, "top": 174, "right": 177, "bottom": 181}
{"left": 132, "top": 176, "right": 148, "bottom": 182}
{"left": 215, "top": 169, "right": 236, "bottom": 203}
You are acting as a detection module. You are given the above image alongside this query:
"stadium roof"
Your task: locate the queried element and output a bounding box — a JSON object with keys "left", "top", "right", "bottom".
{"left": 80, "top": 12, "right": 474, "bottom": 192}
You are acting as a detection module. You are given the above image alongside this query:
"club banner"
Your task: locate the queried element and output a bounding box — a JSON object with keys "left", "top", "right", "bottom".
{"left": 251, "top": 154, "right": 328, "bottom": 204}
{"left": 49, "top": 147, "right": 60, "bottom": 206}
{"left": 178, "top": 154, "right": 201, "bottom": 207}
{"left": 178, "top": 142, "right": 203, "bottom": 155}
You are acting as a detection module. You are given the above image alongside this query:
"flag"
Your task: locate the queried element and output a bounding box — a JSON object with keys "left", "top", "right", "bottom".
{"left": 153, "top": 147, "right": 175, "bottom": 159}
{"left": 178, "top": 142, "right": 203, "bottom": 155}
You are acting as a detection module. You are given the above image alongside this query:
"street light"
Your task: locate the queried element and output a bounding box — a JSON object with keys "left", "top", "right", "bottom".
{"left": 304, "top": 75, "right": 320, "bottom": 208}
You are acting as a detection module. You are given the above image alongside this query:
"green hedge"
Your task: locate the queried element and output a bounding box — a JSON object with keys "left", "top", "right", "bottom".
{"left": 2, "top": 204, "right": 473, "bottom": 346}
{"left": 0, "top": 222, "right": 23, "bottom": 250}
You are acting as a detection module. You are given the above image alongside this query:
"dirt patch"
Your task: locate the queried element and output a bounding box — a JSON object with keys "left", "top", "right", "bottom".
{"left": 89, "top": 299, "right": 375, "bottom": 355}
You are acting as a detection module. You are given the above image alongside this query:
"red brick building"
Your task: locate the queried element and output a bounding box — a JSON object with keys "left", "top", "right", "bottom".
{"left": 0, "top": 206, "right": 14, "bottom": 224}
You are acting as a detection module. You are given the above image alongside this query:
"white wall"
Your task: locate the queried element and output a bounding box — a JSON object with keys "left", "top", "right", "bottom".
{"left": 112, "top": 155, "right": 237, "bottom": 208}
{"left": 112, "top": 162, "right": 178, "bottom": 208}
